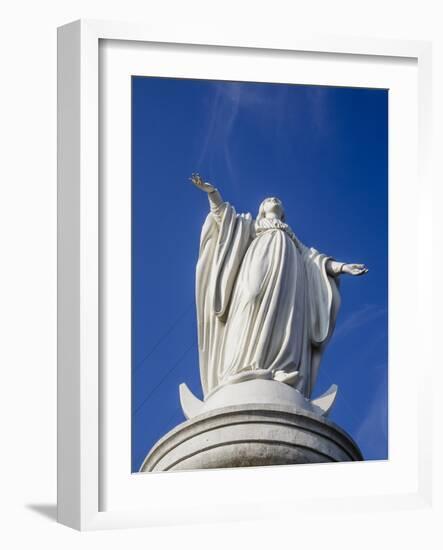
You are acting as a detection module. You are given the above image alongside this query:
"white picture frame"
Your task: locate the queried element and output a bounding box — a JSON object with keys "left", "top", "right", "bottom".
{"left": 57, "top": 19, "right": 433, "bottom": 531}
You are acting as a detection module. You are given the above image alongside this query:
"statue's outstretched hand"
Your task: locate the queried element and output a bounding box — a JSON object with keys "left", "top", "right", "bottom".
{"left": 189, "top": 172, "right": 216, "bottom": 194}
{"left": 342, "top": 263, "right": 369, "bottom": 276}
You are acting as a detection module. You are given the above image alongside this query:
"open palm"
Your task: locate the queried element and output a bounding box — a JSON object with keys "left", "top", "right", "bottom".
{"left": 189, "top": 172, "right": 215, "bottom": 193}
{"left": 343, "top": 263, "right": 368, "bottom": 276}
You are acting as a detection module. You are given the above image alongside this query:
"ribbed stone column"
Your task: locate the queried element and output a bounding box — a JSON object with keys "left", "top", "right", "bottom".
{"left": 140, "top": 404, "right": 363, "bottom": 472}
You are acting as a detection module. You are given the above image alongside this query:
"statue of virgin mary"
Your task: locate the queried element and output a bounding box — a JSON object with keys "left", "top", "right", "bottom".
{"left": 191, "top": 173, "right": 368, "bottom": 400}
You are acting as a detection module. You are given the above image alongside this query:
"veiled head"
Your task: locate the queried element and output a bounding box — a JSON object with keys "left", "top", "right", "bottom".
{"left": 257, "top": 197, "right": 286, "bottom": 222}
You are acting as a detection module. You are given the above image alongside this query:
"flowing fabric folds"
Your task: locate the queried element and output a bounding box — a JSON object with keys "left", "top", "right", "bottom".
{"left": 196, "top": 202, "right": 340, "bottom": 398}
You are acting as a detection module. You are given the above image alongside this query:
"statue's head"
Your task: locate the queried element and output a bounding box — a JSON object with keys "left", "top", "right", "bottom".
{"left": 257, "top": 197, "right": 285, "bottom": 222}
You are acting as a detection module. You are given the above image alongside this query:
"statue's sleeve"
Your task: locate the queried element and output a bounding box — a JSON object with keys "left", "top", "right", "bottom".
{"left": 300, "top": 246, "right": 341, "bottom": 396}
{"left": 196, "top": 202, "right": 253, "bottom": 395}
{"left": 207, "top": 190, "right": 226, "bottom": 226}
{"left": 212, "top": 206, "right": 254, "bottom": 320}
{"left": 302, "top": 246, "right": 341, "bottom": 345}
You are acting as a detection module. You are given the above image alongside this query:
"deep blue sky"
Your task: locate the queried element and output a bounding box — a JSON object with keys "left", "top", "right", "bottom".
{"left": 131, "top": 76, "right": 388, "bottom": 472}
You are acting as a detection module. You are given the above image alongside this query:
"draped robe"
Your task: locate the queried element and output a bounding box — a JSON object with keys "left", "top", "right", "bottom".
{"left": 196, "top": 200, "right": 340, "bottom": 399}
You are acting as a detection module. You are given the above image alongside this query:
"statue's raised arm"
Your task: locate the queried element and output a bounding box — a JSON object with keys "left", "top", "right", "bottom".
{"left": 189, "top": 172, "right": 225, "bottom": 224}
{"left": 189, "top": 172, "right": 217, "bottom": 194}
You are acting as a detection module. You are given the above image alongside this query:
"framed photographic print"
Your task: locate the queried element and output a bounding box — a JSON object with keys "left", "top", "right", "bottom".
{"left": 131, "top": 75, "right": 386, "bottom": 475}
{"left": 57, "top": 19, "right": 433, "bottom": 530}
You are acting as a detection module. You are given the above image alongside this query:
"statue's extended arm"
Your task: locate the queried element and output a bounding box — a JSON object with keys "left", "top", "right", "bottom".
{"left": 326, "top": 259, "right": 368, "bottom": 277}
{"left": 190, "top": 173, "right": 225, "bottom": 224}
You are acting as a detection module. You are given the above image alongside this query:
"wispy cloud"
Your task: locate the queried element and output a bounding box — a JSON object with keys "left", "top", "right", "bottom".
{"left": 355, "top": 374, "right": 388, "bottom": 459}
{"left": 334, "top": 303, "right": 387, "bottom": 340}
{"left": 217, "top": 81, "right": 285, "bottom": 108}
{"left": 196, "top": 84, "right": 241, "bottom": 184}
{"left": 196, "top": 87, "right": 222, "bottom": 168}
{"left": 195, "top": 82, "right": 336, "bottom": 189}
{"left": 197, "top": 82, "right": 288, "bottom": 181}
{"left": 303, "top": 86, "right": 331, "bottom": 136}
{"left": 221, "top": 85, "right": 241, "bottom": 184}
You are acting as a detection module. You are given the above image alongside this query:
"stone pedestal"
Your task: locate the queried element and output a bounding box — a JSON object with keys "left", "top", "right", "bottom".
{"left": 140, "top": 403, "right": 363, "bottom": 472}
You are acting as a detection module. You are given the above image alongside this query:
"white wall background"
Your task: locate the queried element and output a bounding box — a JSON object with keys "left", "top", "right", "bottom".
{"left": 0, "top": 1, "right": 441, "bottom": 547}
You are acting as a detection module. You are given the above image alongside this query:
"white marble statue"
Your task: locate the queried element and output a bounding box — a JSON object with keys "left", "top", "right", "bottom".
{"left": 190, "top": 173, "right": 368, "bottom": 400}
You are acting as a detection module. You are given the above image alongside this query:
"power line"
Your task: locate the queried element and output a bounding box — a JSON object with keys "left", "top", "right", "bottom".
{"left": 133, "top": 300, "right": 194, "bottom": 372}
{"left": 133, "top": 339, "right": 197, "bottom": 417}
{"left": 134, "top": 404, "right": 185, "bottom": 469}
